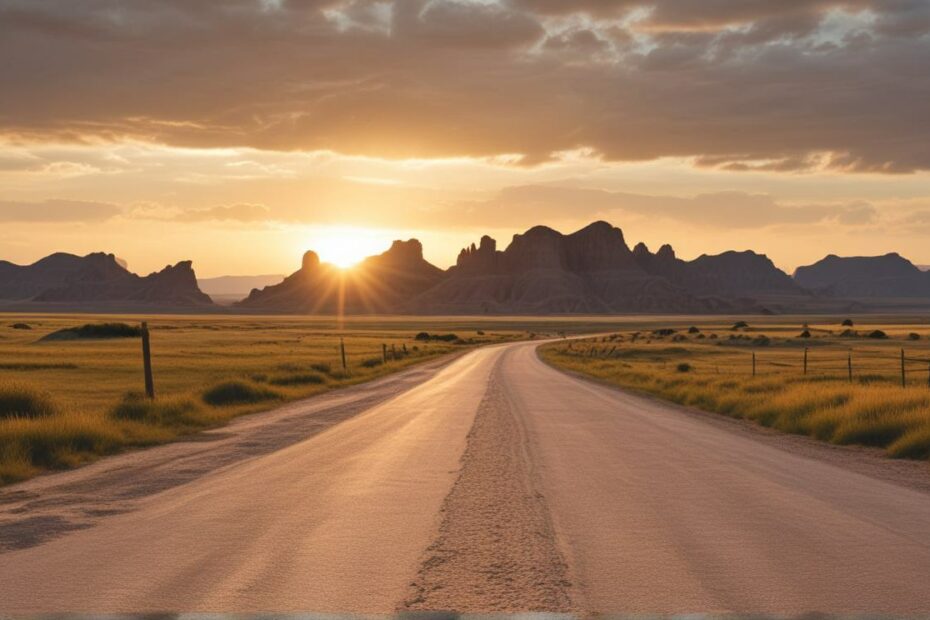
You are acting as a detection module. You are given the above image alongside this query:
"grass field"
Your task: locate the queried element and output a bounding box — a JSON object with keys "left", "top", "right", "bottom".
{"left": 541, "top": 317, "right": 930, "bottom": 463}
{"left": 1, "top": 313, "right": 560, "bottom": 484}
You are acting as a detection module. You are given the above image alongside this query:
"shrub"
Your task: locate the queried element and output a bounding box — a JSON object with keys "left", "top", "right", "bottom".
{"left": 753, "top": 335, "right": 771, "bottom": 346}
{"left": 269, "top": 372, "right": 326, "bottom": 386}
{"left": 653, "top": 328, "right": 676, "bottom": 336}
{"left": 840, "top": 329, "right": 857, "bottom": 338}
{"left": 0, "top": 383, "right": 58, "bottom": 419}
{"left": 360, "top": 357, "right": 383, "bottom": 368}
{"left": 842, "top": 319, "right": 854, "bottom": 327}
{"left": 688, "top": 326, "right": 701, "bottom": 334}
{"left": 310, "top": 362, "right": 331, "bottom": 374}
{"left": 732, "top": 321, "right": 749, "bottom": 330}
{"left": 867, "top": 330, "right": 888, "bottom": 339}
{"left": 42, "top": 322, "right": 142, "bottom": 341}
{"left": 202, "top": 380, "right": 282, "bottom": 406}
{"left": 110, "top": 392, "right": 202, "bottom": 425}
{"left": 676, "top": 363, "right": 692, "bottom": 373}
{"left": 414, "top": 332, "right": 458, "bottom": 342}
{"left": 11, "top": 323, "right": 32, "bottom": 330}
{"left": 908, "top": 332, "right": 921, "bottom": 341}
{"left": 799, "top": 330, "right": 812, "bottom": 338}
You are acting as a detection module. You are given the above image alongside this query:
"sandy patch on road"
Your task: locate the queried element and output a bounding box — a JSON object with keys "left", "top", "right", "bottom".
{"left": 402, "top": 359, "right": 574, "bottom": 612}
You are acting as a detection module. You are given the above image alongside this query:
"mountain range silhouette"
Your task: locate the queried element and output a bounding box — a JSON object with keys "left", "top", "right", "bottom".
{"left": 3, "top": 221, "right": 930, "bottom": 313}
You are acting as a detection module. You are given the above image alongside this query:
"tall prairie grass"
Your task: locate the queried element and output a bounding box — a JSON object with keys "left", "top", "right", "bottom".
{"left": 542, "top": 322, "right": 930, "bottom": 462}
{"left": 0, "top": 313, "right": 534, "bottom": 484}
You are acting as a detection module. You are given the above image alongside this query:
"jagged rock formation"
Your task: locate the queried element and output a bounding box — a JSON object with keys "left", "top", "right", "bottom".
{"left": 0, "top": 252, "right": 213, "bottom": 306}
{"left": 794, "top": 253, "right": 930, "bottom": 297}
{"left": 413, "top": 222, "right": 743, "bottom": 314}
{"left": 238, "top": 239, "right": 444, "bottom": 313}
{"left": 633, "top": 244, "right": 802, "bottom": 298}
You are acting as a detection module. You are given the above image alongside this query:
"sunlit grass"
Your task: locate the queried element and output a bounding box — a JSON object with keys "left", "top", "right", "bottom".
{"left": 541, "top": 319, "right": 930, "bottom": 462}
{"left": 0, "top": 313, "right": 538, "bottom": 484}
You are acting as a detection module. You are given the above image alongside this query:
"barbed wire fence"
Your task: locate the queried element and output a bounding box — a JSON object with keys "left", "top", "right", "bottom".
{"left": 563, "top": 340, "right": 930, "bottom": 388}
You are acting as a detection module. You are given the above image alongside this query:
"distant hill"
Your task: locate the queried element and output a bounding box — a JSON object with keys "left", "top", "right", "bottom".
{"left": 198, "top": 274, "right": 284, "bottom": 304}
{"left": 413, "top": 222, "right": 744, "bottom": 314}
{"left": 0, "top": 252, "right": 213, "bottom": 307}
{"left": 793, "top": 253, "right": 930, "bottom": 298}
{"left": 8, "top": 227, "right": 930, "bottom": 314}
{"left": 631, "top": 242, "right": 802, "bottom": 298}
{"left": 238, "top": 240, "right": 444, "bottom": 313}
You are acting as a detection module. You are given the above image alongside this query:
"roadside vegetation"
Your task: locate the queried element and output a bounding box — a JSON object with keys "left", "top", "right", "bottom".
{"left": 541, "top": 319, "right": 930, "bottom": 463}
{"left": 1, "top": 314, "right": 549, "bottom": 484}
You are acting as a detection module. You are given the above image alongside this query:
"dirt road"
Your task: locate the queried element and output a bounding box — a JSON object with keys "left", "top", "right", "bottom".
{"left": 2, "top": 340, "right": 930, "bottom": 613}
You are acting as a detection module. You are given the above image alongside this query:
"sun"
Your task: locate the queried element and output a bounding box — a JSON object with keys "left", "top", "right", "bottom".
{"left": 307, "top": 226, "right": 393, "bottom": 269}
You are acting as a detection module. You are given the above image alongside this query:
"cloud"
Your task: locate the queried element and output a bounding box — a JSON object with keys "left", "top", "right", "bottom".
{"left": 454, "top": 185, "right": 878, "bottom": 228}
{"left": 0, "top": 1, "right": 928, "bottom": 171}
{"left": 0, "top": 199, "right": 121, "bottom": 222}
{"left": 171, "top": 204, "right": 273, "bottom": 222}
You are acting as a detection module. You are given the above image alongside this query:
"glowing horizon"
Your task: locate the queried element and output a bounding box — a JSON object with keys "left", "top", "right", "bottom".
{"left": 2, "top": 1, "right": 929, "bottom": 279}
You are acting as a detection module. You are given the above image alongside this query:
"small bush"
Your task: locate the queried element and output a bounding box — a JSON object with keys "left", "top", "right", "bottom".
{"left": 414, "top": 332, "right": 458, "bottom": 342}
{"left": 798, "top": 330, "right": 812, "bottom": 338}
{"left": 110, "top": 392, "right": 202, "bottom": 425}
{"left": 867, "top": 330, "right": 888, "bottom": 339}
{"left": 0, "top": 383, "right": 58, "bottom": 419}
{"left": 202, "top": 380, "right": 282, "bottom": 406}
{"left": 11, "top": 323, "right": 32, "bottom": 330}
{"left": 653, "top": 328, "right": 676, "bottom": 336}
{"left": 840, "top": 329, "right": 857, "bottom": 338}
{"left": 676, "top": 363, "right": 692, "bottom": 373}
{"left": 732, "top": 321, "right": 749, "bottom": 330}
{"left": 908, "top": 332, "right": 921, "bottom": 341}
{"left": 310, "top": 362, "right": 331, "bottom": 374}
{"left": 842, "top": 319, "right": 854, "bottom": 327}
{"left": 753, "top": 335, "right": 771, "bottom": 346}
{"left": 688, "top": 326, "right": 701, "bottom": 334}
{"left": 360, "top": 357, "right": 383, "bottom": 368}
{"left": 42, "top": 322, "right": 142, "bottom": 341}
{"left": 269, "top": 372, "right": 326, "bottom": 386}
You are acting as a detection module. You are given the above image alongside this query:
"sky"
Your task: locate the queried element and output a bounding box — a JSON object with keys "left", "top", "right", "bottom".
{"left": 1, "top": 0, "right": 929, "bottom": 277}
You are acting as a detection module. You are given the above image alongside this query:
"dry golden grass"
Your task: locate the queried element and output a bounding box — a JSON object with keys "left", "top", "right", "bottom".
{"left": 541, "top": 317, "right": 930, "bottom": 462}
{"left": 0, "top": 313, "right": 551, "bottom": 484}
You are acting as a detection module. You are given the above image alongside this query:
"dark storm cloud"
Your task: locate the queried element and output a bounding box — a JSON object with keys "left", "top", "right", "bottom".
{"left": 0, "top": 199, "right": 121, "bottom": 222}
{"left": 0, "top": 0, "right": 928, "bottom": 172}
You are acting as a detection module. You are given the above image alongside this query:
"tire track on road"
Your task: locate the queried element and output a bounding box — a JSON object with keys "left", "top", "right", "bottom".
{"left": 401, "top": 355, "right": 574, "bottom": 612}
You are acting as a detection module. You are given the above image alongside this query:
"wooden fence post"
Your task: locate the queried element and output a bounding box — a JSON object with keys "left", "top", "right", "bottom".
{"left": 899, "top": 348, "right": 905, "bottom": 388}
{"left": 391, "top": 344, "right": 397, "bottom": 361}
{"left": 340, "top": 338, "right": 347, "bottom": 373}
{"left": 141, "top": 322, "right": 155, "bottom": 400}
{"left": 803, "top": 347, "right": 808, "bottom": 376}
{"left": 382, "top": 343, "right": 387, "bottom": 364}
